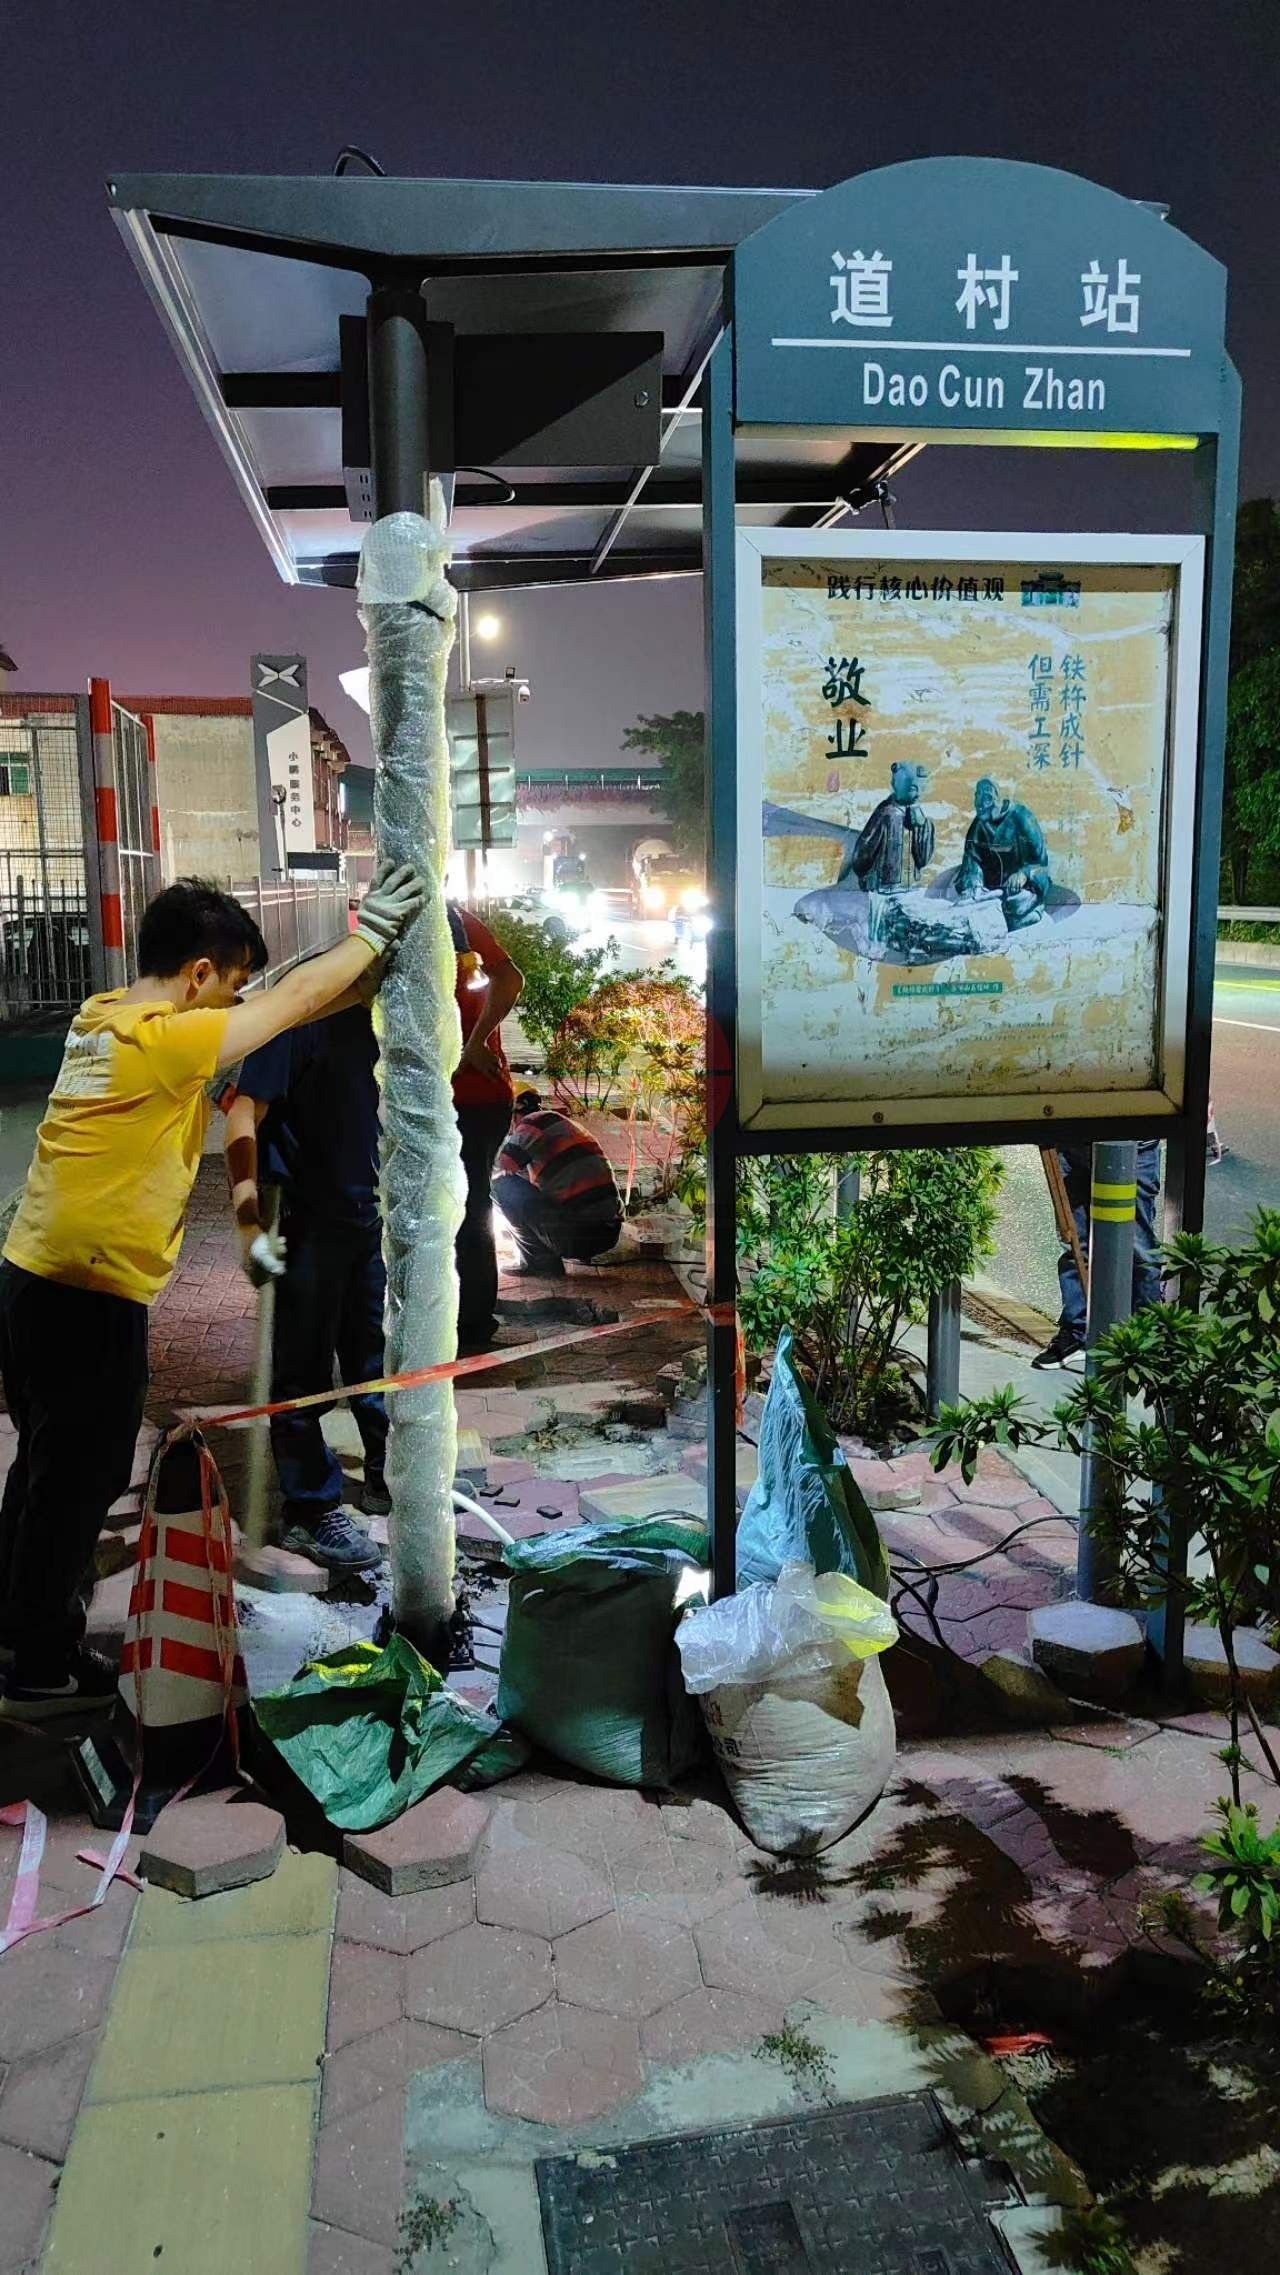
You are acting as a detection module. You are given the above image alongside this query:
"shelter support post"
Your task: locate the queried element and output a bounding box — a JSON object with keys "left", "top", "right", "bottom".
{"left": 1152, "top": 396, "right": 1240, "bottom": 1689}
{"left": 836, "top": 1161, "right": 860, "bottom": 1219}
{"left": 1076, "top": 1140, "right": 1136, "bottom": 1604}
{"left": 703, "top": 329, "right": 739, "bottom": 1601}
{"left": 362, "top": 283, "right": 464, "bottom": 1655}
{"left": 925, "top": 1281, "right": 962, "bottom": 1420}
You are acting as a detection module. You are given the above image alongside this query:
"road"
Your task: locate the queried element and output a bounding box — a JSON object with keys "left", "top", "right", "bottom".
{"left": 988, "top": 961, "right": 1280, "bottom": 1321}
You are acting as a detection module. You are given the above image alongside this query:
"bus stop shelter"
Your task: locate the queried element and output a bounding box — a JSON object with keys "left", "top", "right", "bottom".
{"left": 107, "top": 161, "right": 1238, "bottom": 1675}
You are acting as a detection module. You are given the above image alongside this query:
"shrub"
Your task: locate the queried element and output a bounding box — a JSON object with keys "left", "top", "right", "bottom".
{"left": 543, "top": 966, "right": 704, "bottom": 1202}
{"left": 482, "top": 910, "right": 610, "bottom": 1052}
{"left": 738, "top": 1149, "right": 1002, "bottom": 1442}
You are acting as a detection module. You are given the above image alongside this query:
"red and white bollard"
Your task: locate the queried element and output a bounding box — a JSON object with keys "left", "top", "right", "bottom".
{"left": 88, "top": 676, "right": 126, "bottom": 990}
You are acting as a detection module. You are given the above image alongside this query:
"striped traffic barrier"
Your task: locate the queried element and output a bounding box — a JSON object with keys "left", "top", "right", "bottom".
{"left": 88, "top": 676, "right": 126, "bottom": 989}
{"left": 74, "top": 1432, "right": 244, "bottom": 1833}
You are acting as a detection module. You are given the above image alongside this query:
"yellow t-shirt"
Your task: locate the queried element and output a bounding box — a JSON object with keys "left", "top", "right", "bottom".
{"left": 4, "top": 993, "right": 229, "bottom": 1306}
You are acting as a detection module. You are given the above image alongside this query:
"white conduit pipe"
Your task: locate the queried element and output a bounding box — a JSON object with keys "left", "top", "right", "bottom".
{"left": 359, "top": 504, "right": 465, "bottom": 1650}
{"left": 451, "top": 1487, "right": 516, "bottom": 1551}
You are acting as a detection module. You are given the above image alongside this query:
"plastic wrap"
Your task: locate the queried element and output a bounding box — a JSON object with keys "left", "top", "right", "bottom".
{"left": 358, "top": 503, "right": 463, "bottom": 1648}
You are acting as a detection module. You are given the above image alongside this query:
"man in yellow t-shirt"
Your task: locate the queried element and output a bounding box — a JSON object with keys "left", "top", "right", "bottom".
{"left": 0, "top": 866, "right": 425, "bottom": 1718}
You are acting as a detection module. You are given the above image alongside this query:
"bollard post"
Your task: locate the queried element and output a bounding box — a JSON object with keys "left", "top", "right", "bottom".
{"left": 1076, "top": 1140, "right": 1137, "bottom": 1603}
{"left": 926, "top": 1279, "right": 962, "bottom": 1418}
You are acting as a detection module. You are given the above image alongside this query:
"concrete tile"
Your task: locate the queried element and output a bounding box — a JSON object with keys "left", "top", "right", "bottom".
{"left": 130, "top": 1848, "right": 336, "bottom": 1947}
{"left": 1052, "top": 1717, "right": 1160, "bottom": 1752}
{"left": 554, "top": 1909, "right": 701, "bottom": 2018}
{"left": 321, "top": 2018, "right": 475, "bottom": 2125}
{"left": 578, "top": 1470, "right": 706, "bottom": 1523}
{"left": 311, "top": 2090, "right": 404, "bottom": 2249}
{"left": 44, "top": 2082, "right": 316, "bottom": 2275}
{"left": 0, "top": 2029, "right": 98, "bottom": 2162}
{"left": 327, "top": 1941, "right": 405, "bottom": 2053}
{"left": 640, "top": 1987, "right": 786, "bottom": 2064}
{"left": 406, "top": 1922, "right": 553, "bottom": 2036}
{"left": 0, "top": 1944, "right": 115, "bottom": 2062}
{"left": 307, "top": 2223, "right": 396, "bottom": 2275}
{"left": 343, "top": 1791, "right": 491, "bottom": 1896}
{"left": 87, "top": 1931, "right": 331, "bottom": 2102}
{"left": 0, "top": 2140, "right": 57, "bottom": 2271}
{"left": 694, "top": 1897, "right": 844, "bottom": 2003}
{"left": 475, "top": 1838, "right": 614, "bottom": 1941}
{"left": 510, "top": 1783, "right": 662, "bottom": 1870}
{"left": 335, "top": 1874, "right": 473, "bottom": 1956}
{"left": 137, "top": 1792, "right": 285, "bottom": 1899}
{"left": 483, "top": 2001, "right": 643, "bottom": 2125}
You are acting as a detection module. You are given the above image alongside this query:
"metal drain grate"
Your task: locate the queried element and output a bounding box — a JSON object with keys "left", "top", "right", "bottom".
{"left": 535, "top": 2091, "right": 1016, "bottom": 2274}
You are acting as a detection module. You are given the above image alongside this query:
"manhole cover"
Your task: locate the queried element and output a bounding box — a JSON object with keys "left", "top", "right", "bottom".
{"left": 535, "top": 2092, "right": 1014, "bottom": 2275}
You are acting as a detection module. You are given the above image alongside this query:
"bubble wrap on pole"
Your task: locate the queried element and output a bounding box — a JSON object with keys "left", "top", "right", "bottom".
{"left": 358, "top": 505, "right": 463, "bottom": 1647}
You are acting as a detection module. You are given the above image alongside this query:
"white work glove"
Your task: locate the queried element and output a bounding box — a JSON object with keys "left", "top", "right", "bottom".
{"left": 354, "top": 861, "right": 428, "bottom": 954}
{"left": 242, "top": 1226, "right": 288, "bottom": 1288}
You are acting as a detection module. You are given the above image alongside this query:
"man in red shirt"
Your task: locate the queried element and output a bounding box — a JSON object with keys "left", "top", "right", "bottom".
{"left": 493, "top": 1089, "right": 622, "bottom": 1277}
{"left": 448, "top": 905, "right": 524, "bottom": 1352}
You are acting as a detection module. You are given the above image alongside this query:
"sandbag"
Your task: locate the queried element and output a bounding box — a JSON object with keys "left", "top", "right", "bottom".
{"left": 677, "top": 1561, "right": 897, "bottom": 1856}
{"left": 736, "top": 1329, "right": 890, "bottom": 1598}
{"left": 497, "top": 1516, "right": 710, "bottom": 1788}
{"left": 253, "top": 1634, "right": 528, "bottom": 1832}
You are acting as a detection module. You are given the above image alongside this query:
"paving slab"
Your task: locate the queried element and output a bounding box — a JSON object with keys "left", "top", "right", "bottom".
{"left": 129, "top": 1845, "right": 335, "bottom": 1947}
{"left": 87, "top": 1928, "right": 332, "bottom": 2102}
{"left": 406, "top": 1921, "right": 553, "bottom": 2035}
{"left": 482, "top": 2003, "right": 644, "bottom": 2125}
{"left": 343, "top": 1790, "right": 492, "bottom": 1895}
{"left": 1183, "top": 1621, "right": 1280, "bottom": 1707}
{"left": 137, "top": 1790, "right": 286, "bottom": 1899}
{"left": 44, "top": 2081, "right": 317, "bottom": 2275}
{"left": 1029, "top": 1601, "right": 1147, "bottom": 1703}
{"left": 0, "top": 2138, "right": 59, "bottom": 2270}
{"left": 577, "top": 1471, "right": 707, "bottom": 1525}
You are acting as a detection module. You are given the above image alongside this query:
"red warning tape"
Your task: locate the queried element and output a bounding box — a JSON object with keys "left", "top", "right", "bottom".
{"left": 189, "top": 1299, "right": 703, "bottom": 1432}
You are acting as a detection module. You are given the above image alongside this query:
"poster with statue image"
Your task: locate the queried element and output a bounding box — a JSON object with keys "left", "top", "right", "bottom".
{"left": 735, "top": 532, "right": 1204, "bottom": 1133}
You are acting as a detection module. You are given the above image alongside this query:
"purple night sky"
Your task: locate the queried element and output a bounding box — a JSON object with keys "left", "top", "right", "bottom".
{"left": 5, "top": 2, "right": 1278, "bottom": 768}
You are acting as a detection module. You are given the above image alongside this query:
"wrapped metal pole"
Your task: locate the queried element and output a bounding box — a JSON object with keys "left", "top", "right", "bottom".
{"left": 359, "top": 502, "right": 463, "bottom": 1651}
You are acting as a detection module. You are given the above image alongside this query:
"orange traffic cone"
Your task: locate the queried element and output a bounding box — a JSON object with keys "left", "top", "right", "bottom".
{"left": 74, "top": 1432, "right": 246, "bottom": 1832}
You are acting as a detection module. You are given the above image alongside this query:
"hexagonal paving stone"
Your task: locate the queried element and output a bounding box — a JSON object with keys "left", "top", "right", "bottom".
{"left": 406, "top": 1922, "right": 553, "bottom": 2035}
{"left": 554, "top": 1909, "right": 701, "bottom": 2019}
{"left": 343, "top": 1790, "right": 492, "bottom": 1895}
{"left": 693, "top": 1898, "right": 844, "bottom": 2004}
{"left": 326, "top": 1942, "right": 405, "bottom": 2053}
{"left": 483, "top": 2000, "right": 644, "bottom": 2125}
{"left": 640, "top": 1987, "right": 785, "bottom": 2066}
{"left": 0, "top": 1944, "right": 115, "bottom": 2062}
{"left": 335, "top": 1873, "right": 474, "bottom": 1955}
{"left": 321, "top": 2017, "right": 476, "bottom": 2125}
{"left": 475, "top": 1839, "right": 614, "bottom": 1941}
{"left": 137, "top": 1792, "right": 285, "bottom": 1899}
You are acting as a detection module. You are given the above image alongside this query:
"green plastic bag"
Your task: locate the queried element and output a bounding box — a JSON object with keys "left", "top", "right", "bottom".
{"left": 253, "top": 1634, "right": 529, "bottom": 1832}
{"left": 496, "top": 1516, "right": 710, "bottom": 1788}
{"left": 736, "top": 1330, "right": 891, "bottom": 1599}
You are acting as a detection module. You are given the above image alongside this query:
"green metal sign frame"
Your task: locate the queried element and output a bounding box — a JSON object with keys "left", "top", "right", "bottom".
{"left": 703, "top": 160, "right": 1240, "bottom": 1682}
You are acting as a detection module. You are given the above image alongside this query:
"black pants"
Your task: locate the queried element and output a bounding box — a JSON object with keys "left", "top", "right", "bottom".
{"left": 455, "top": 1103, "right": 512, "bottom": 1342}
{"left": 0, "top": 1261, "right": 148, "bottom": 1674}
{"left": 492, "top": 1173, "right": 621, "bottom": 1275}
{"left": 270, "top": 1214, "right": 389, "bottom": 1521}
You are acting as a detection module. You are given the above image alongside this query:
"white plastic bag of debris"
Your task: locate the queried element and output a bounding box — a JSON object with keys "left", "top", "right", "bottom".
{"left": 676, "top": 1561, "right": 898, "bottom": 1856}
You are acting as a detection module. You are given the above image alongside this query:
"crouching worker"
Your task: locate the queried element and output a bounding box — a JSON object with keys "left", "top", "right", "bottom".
{"left": 0, "top": 865, "right": 426, "bottom": 1716}
{"left": 223, "top": 978, "right": 390, "bottom": 1575}
{"left": 492, "top": 1089, "right": 622, "bottom": 1278}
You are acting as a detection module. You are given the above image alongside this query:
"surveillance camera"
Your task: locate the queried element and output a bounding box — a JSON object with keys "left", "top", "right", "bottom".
{"left": 516, "top": 681, "right": 532, "bottom": 704}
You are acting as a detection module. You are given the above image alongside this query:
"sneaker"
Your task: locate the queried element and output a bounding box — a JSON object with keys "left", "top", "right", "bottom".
{"left": 283, "top": 1509, "right": 382, "bottom": 1573}
{"left": 361, "top": 1472, "right": 392, "bottom": 1519}
{"left": 0, "top": 1644, "right": 117, "bottom": 1720}
{"left": 1030, "top": 1335, "right": 1085, "bottom": 1372}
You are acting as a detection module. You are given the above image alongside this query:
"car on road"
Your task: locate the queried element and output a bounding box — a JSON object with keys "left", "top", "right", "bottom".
{"left": 588, "top": 884, "right": 638, "bottom": 924}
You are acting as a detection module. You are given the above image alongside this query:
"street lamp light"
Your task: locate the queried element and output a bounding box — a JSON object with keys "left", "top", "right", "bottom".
{"left": 474, "top": 611, "right": 502, "bottom": 642}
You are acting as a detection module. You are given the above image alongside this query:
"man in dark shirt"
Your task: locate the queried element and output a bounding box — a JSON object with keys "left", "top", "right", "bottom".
{"left": 223, "top": 1007, "right": 385, "bottom": 1571}
{"left": 492, "top": 1089, "right": 622, "bottom": 1277}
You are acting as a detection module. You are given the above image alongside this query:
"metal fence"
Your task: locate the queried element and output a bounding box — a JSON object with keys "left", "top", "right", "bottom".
{"left": 232, "top": 874, "right": 350, "bottom": 984}
{"left": 110, "top": 699, "right": 157, "bottom": 982}
{"left": 0, "top": 704, "right": 94, "bottom": 1019}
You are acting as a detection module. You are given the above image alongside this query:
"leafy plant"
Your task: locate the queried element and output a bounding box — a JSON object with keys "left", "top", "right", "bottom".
{"left": 1194, "top": 1798, "right": 1280, "bottom": 1945}
{"left": 545, "top": 965, "right": 704, "bottom": 1201}
{"left": 737, "top": 1148, "right": 1002, "bottom": 1441}
{"left": 482, "top": 909, "right": 611, "bottom": 1052}
{"left": 621, "top": 708, "right": 706, "bottom": 859}
{"left": 930, "top": 1208, "right": 1280, "bottom": 1798}
{"left": 758, "top": 2020, "right": 835, "bottom": 2098}
{"left": 931, "top": 1210, "right": 1280, "bottom": 2009}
